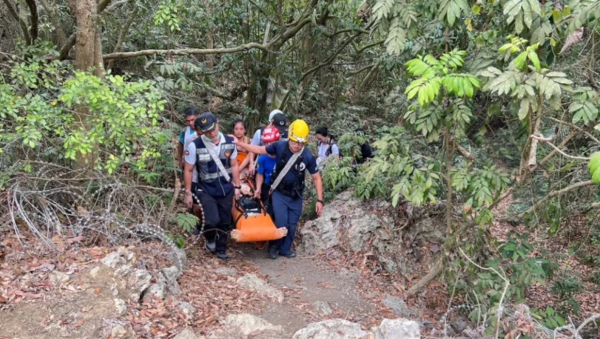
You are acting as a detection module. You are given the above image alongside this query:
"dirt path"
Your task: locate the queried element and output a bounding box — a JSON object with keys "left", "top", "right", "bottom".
{"left": 240, "top": 245, "right": 377, "bottom": 337}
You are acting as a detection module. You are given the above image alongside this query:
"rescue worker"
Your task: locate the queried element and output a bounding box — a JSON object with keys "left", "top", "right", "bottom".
{"left": 233, "top": 119, "right": 324, "bottom": 259}
{"left": 254, "top": 126, "right": 280, "bottom": 220}
{"left": 184, "top": 112, "right": 242, "bottom": 260}
{"left": 251, "top": 109, "right": 288, "bottom": 146}
{"left": 177, "top": 106, "right": 198, "bottom": 170}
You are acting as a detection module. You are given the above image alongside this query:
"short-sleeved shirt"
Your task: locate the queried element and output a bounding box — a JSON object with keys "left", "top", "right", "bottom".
{"left": 179, "top": 126, "right": 195, "bottom": 145}
{"left": 181, "top": 127, "right": 198, "bottom": 182}
{"left": 185, "top": 133, "right": 237, "bottom": 189}
{"left": 256, "top": 155, "right": 277, "bottom": 185}
{"left": 317, "top": 142, "right": 339, "bottom": 164}
{"left": 251, "top": 128, "right": 263, "bottom": 146}
{"left": 265, "top": 141, "right": 318, "bottom": 191}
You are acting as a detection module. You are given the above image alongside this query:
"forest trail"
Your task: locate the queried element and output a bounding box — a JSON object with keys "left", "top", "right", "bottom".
{"left": 239, "top": 245, "right": 377, "bottom": 337}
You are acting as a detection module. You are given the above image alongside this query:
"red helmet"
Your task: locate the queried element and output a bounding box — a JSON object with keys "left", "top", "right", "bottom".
{"left": 262, "top": 126, "right": 281, "bottom": 143}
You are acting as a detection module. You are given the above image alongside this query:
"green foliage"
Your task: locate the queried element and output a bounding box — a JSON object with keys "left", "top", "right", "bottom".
{"left": 531, "top": 306, "right": 566, "bottom": 329}
{"left": 0, "top": 43, "right": 169, "bottom": 178}
{"left": 551, "top": 273, "right": 583, "bottom": 314}
{"left": 588, "top": 152, "right": 600, "bottom": 184}
{"left": 176, "top": 213, "right": 199, "bottom": 233}
{"left": 154, "top": 1, "right": 183, "bottom": 32}
{"left": 570, "top": 87, "right": 600, "bottom": 125}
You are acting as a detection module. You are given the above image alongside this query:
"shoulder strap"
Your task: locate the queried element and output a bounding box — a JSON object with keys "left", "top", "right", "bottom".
{"left": 202, "top": 135, "right": 231, "bottom": 182}
{"left": 269, "top": 147, "right": 304, "bottom": 194}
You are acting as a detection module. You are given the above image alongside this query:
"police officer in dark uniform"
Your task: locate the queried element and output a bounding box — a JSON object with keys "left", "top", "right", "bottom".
{"left": 183, "top": 112, "right": 242, "bottom": 260}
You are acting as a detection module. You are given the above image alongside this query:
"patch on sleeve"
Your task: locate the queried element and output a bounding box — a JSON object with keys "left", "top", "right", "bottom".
{"left": 185, "top": 150, "right": 190, "bottom": 156}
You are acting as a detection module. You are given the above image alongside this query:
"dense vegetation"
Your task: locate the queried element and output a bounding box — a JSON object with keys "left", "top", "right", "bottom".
{"left": 1, "top": 0, "right": 600, "bottom": 336}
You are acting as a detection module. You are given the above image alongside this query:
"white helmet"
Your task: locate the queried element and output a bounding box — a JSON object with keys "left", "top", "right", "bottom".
{"left": 268, "top": 109, "right": 283, "bottom": 121}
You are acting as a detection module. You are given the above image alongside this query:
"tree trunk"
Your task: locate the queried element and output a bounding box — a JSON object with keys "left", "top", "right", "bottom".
{"left": 67, "top": 0, "right": 105, "bottom": 77}
{"left": 67, "top": 0, "right": 105, "bottom": 170}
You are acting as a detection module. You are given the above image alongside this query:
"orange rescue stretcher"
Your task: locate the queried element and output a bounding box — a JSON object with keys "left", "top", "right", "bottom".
{"left": 230, "top": 178, "right": 287, "bottom": 243}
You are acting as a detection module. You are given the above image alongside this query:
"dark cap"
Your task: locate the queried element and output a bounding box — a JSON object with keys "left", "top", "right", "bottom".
{"left": 272, "top": 113, "right": 287, "bottom": 135}
{"left": 273, "top": 113, "right": 286, "bottom": 127}
{"left": 195, "top": 112, "right": 217, "bottom": 132}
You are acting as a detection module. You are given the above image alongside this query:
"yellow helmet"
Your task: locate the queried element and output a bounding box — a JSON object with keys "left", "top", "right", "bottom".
{"left": 288, "top": 119, "right": 309, "bottom": 143}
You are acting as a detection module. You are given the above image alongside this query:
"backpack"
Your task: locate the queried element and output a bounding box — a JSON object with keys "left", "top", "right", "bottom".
{"left": 322, "top": 139, "right": 342, "bottom": 157}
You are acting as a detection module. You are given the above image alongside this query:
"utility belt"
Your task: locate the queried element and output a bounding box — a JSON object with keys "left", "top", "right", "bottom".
{"left": 274, "top": 182, "right": 303, "bottom": 199}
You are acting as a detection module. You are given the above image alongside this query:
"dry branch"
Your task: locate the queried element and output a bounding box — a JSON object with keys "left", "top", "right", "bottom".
{"left": 520, "top": 180, "right": 594, "bottom": 216}
{"left": 38, "top": 0, "right": 66, "bottom": 46}
{"left": 406, "top": 258, "right": 443, "bottom": 296}
{"left": 2, "top": 0, "right": 31, "bottom": 44}
{"left": 107, "top": 0, "right": 137, "bottom": 70}
{"left": 103, "top": 43, "right": 271, "bottom": 60}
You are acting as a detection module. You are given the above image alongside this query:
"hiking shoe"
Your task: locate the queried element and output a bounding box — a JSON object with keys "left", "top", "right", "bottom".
{"left": 216, "top": 251, "right": 228, "bottom": 260}
{"left": 268, "top": 247, "right": 278, "bottom": 259}
{"left": 280, "top": 251, "right": 296, "bottom": 258}
{"left": 205, "top": 240, "right": 216, "bottom": 253}
{"left": 191, "top": 225, "right": 201, "bottom": 235}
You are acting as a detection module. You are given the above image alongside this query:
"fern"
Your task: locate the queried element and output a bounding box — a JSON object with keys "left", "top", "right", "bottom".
{"left": 373, "top": 0, "right": 397, "bottom": 21}
{"left": 385, "top": 17, "right": 407, "bottom": 55}
{"left": 438, "top": 0, "right": 470, "bottom": 27}
{"left": 503, "top": 0, "right": 542, "bottom": 33}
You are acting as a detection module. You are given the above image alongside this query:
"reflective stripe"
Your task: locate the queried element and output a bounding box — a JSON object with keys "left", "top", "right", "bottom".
{"left": 200, "top": 168, "right": 232, "bottom": 180}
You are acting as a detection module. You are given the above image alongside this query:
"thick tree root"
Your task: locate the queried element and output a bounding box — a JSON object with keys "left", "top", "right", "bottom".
{"left": 406, "top": 258, "right": 444, "bottom": 296}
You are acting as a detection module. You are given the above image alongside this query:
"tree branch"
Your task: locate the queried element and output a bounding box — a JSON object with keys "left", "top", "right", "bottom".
{"left": 531, "top": 134, "right": 591, "bottom": 161}
{"left": 520, "top": 180, "right": 595, "bottom": 217}
{"left": 356, "top": 40, "right": 384, "bottom": 55}
{"left": 58, "top": 0, "right": 112, "bottom": 60}
{"left": 323, "top": 27, "right": 370, "bottom": 38}
{"left": 280, "top": 31, "right": 362, "bottom": 110}
{"left": 2, "top": 0, "right": 31, "bottom": 44}
{"left": 357, "top": 59, "right": 380, "bottom": 91}
{"left": 406, "top": 258, "right": 443, "bottom": 296}
{"left": 24, "top": 0, "right": 38, "bottom": 41}
{"left": 38, "top": 0, "right": 66, "bottom": 46}
{"left": 348, "top": 63, "right": 375, "bottom": 75}
{"left": 103, "top": 43, "right": 271, "bottom": 60}
{"left": 527, "top": 95, "right": 544, "bottom": 170}
{"left": 548, "top": 117, "right": 600, "bottom": 144}
{"left": 107, "top": 0, "right": 137, "bottom": 70}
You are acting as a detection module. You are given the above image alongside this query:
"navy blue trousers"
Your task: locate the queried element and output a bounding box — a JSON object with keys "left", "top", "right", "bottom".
{"left": 270, "top": 190, "right": 303, "bottom": 254}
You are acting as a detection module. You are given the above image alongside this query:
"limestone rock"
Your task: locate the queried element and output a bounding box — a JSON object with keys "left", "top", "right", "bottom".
{"left": 375, "top": 318, "right": 420, "bottom": 339}
{"left": 312, "top": 301, "right": 333, "bottom": 316}
{"left": 161, "top": 265, "right": 181, "bottom": 281}
{"left": 215, "top": 267, "right": 238, "bottom": 276}
{"left": 225, "top": 314, "right": 283, "bottom": 336}
{"left": 178, "top": 302, "right": 196, "bottom": 320}
{"left": 348, "top": 215, "right": 381, "bottom": 252}
{"left": 50, "top": 271, "right": 70, "bottom": 286}
{"left": 292, "top": 319, "right": 370, "bottom": 339}
{"left": 114, "top": 264, "right": 132, "bottom": 278}
{"left": 160, "top": 265, "right": 182, "bottom": 295}
{"left": 132, "top": 269, "right": 152, "bottom": 294}
{"left": 170, "top": 248, "right": 187, "bottom": 271}
{"left": 174, "top": 329, "right": 198, "bottom": 339}
{"left": 382, "top": 295, "right": 411, "bottom": 317}
{"left": 101, "top": 252, "right": 125, "bottom": 268}
{"left": 111, "top": 325, "right": 128, "bottom": 338}
{"left": 89, "top": 266, "right": 100, "bottom": 278}
{"left": 114, "top": 298, "right": 127, "bottom": 316}
{"left": 144, "top": 283, "right": 166, "bottom": 301}
{"left": 237, "top": 274, "right": 284, "bottom": 303}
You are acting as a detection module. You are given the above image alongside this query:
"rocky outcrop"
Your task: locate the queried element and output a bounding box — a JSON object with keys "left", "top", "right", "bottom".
{"left": 237, "top": 274, "right": 284, "bottom": 303}
{"left": 292, "top": 318, "right": 421, "bottom": 339}
{"left": 292, "top": 319, "right": 369, "bottom": 339}
{"left": 375, "top": 318, "right": 420, "bottom": 339}
{"left": 300, "top": 190, "right": 445, "bottom": 276}
{"left": 206, "top": 314, "right": 283, "bottom": 339}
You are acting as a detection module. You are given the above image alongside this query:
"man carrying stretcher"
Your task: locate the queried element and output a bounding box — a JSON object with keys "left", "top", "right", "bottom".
{"left": 233, "top": 119, "right": 324, "bottom": 259}
{"left": 183, "top": 112, "right": 242, "bottom": 261}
